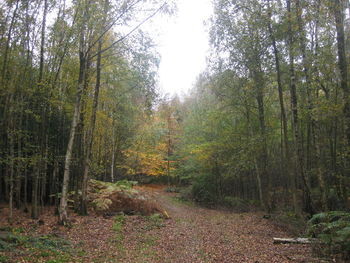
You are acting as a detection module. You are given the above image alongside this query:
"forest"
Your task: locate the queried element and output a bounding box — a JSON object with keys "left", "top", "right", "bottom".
{"left": 1, "top": 0, "right": 350, "bottom": 262}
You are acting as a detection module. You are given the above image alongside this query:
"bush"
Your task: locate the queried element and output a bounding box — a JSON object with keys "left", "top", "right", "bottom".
{"left": 179, "top": 186, "right": 193, "bottom": 201}
{"left": 191, "top": 174, "right": 217, "bottom": 204}
{"left": 0, "top": 255, "right": 9, "bottom": 263}
{"left": 165, "top": 186, "right": 180, "bottom": 193}
{"left": 307, "top": 211, "right": 350, "bottom": 260}
{"left": 223, "top": 196, "right": 249, "bottom": 212}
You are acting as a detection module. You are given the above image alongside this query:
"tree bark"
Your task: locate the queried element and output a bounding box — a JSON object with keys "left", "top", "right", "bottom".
{"left": 267, "top": 0, "right": 298, "bottom": 213}
{"left": 59, "top": 21, "right": 87, "bottom": 223}
{"left": 80, "top": 43, "right": 102, "bottom": 215}
{"left": 334, "top": 0, "right": 350, "bottom": 206}
{"left": 286, "top": 0, "right": 314, "bottom": 214}
{"left": 80, "top": 0, "right": 109, "bottom": 215}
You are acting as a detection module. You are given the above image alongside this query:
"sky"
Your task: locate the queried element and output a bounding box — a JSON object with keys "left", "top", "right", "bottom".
{"left": 154, "top": 0, "right": 213, "bottom": 97}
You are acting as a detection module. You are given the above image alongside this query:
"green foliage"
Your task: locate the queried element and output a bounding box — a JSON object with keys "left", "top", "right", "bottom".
{"left": 92, "top": 198, "right": 113, "bottom": 211}
{"left": 0, "top": 232, "right": 73, "bottom": 263}
{"left": 90, "top": 179, "right": 139, "bottom": 212}
{"left": 0, "top": 239, "right": 15, "bottom": 251}
{"left": 165, "top": 186, "right": 180, "bottom": 193}
{"left": 112, "top": 214, "right": 126, "bottom": 245}
{"left": 26, "top": 235, "right": 71, "bottom": 252}
{"left": 45, "top": 254, "right": 72, "bottom": 263}
{"left": 113, "top": 214, "right": 126, "bottom": 233}
{"left": 191, "top": 173, "right": 219, "bottom": 204}
{"left": 143, "top": 213, "right": 165, "bottom": 231}
{"left": 307, "top": 211, "right": 350, "bottom": 259}
{"left": 115, "top": 180, "right": 138, "bottom": 190}
{"left": 0, "top": 255, "right": 9, "bottom": 263}
{"left": 223, "top": 197, "right": 250, "bottom": 212}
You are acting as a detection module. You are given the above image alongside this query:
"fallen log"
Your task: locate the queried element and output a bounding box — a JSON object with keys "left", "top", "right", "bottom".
{"left": 273, "top": 237, "right": 317, "bottom": 244}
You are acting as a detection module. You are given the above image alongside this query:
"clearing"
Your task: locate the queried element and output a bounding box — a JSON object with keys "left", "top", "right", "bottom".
{"left": 0, "top": 185, "right": 318, "bottom": 263}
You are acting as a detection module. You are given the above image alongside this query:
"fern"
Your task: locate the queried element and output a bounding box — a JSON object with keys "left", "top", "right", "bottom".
{"left": 308, "top": 211, "right": 350, "bottom": 259}
{"left": 92, "top": 198, "right": 112, "bottom": 211}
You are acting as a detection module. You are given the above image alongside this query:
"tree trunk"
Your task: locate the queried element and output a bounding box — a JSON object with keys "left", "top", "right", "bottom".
{"left": 286, "top": 0, "right": 314, "bottom": 214}
{"left": 253, "top": 67, "right": 270, "bottom": 212}
{"left": 333, "top": 0, "right": 350, "bottom": 206}
{"left": 111, "top": 123, "right": 116, "bottom": 183}
{"left": 8, "top": 116, "right": 15, "bottom": 222}
{"left": 80, "top": 40, "right": 102, "bottom": 215}
{"left": 245, "top": 98, "right": 264, "bottom": 207}
{"left": 80, "top": 0, "right": 109, "bottom": 215}
{"left": 31, "top": 168, "right": 39, "bottom": 219}
{"left": 267, "top": 0, "right": 298, "bottom": 213}
{"left": 59, "top": 55, "right": 86, "bottom": 224}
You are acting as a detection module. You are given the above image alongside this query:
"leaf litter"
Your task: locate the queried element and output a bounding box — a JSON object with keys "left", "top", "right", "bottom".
{"left": 0, "top": 184, "right": 319, "bottom": 263}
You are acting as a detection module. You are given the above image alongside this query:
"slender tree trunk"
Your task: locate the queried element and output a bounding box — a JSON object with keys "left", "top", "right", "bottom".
{"left": 296, "top": 0, "right": 328, "bottom": 211}
{"left": 267, "top": 0, "right": 298, "bottom": 213}
{"left": 8, "top": 117, "right": 15, "bottom": 222}
{"left": 253, "top": 66, "right": 270, "bottom": 212}
{"left": 31, "top": 168, "right": 39, "bottom": 219}
{"left": 245, "top": 98, "right": 264, "bottom": 207}
{"left": 1, "top": 0, "right": 19, "bottom": 83}
{"left": 333, "top": 0, "right": 350, "bottom": 206}
{"left": 334, "top": 0, "right": 349, "bottom": 114}
{"left": 80, "top": 41, "right": 102, "bottom": 215}
{"left": 286, "top": 0, "right": 314, "bottom": 214}
{"left": 167, "top": 113, "right": 171, "bottom": 186}
{"left": 15, "top": 106, "right": 23, "bottom": 209}
{"left": 111, "top": 123, "right": 116, "bottom": 183}
{"left": 59, "top": 53, "right": 86, "bottom": 224}
{"left": 80, "top": 0, "right": 109, "bottom": 214}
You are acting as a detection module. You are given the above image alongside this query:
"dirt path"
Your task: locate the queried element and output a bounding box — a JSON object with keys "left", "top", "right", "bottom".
{"left": 0, "top": 186, "right": 319, "bottom": 263}
{"left": 115, "top": 186, "right": 317, "bottom": 263}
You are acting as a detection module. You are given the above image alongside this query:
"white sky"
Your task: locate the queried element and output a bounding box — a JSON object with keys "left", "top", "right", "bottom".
{"left": 154, "top": 0, "right": 213, "bottom": 97}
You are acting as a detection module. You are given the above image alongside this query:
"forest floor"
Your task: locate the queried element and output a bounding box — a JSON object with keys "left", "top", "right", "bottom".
{"left": 0, "top": 185, "right": 323, "bottom": 263}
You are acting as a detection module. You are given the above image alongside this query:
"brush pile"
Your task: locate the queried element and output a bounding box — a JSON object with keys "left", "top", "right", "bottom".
{"left": 88, "top": 180, "right": 165, "bottom": 216}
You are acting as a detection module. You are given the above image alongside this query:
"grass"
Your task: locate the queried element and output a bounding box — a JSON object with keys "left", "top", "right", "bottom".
{"left": 169, "top": 195, "right": 194, "bottom": 207}
{"left": 132, "top": 214, "right": 166, "bottom": 262}
{"left": 0, "top": 227, "right": 75, "bottom": 263}
{"left": 111, "top": 213, "right": 126, "bottom": 258}
{"left": 112, "top": 214, "right": 126, "bottom": 242}
{"left": 143, "top": 213, "right": 165, "bottom": 231}
{"left": 0, "top": 255, "right": 9, "bottom": 263}
{"left": 134, "top": 233, "right": 158, "bottom": 263}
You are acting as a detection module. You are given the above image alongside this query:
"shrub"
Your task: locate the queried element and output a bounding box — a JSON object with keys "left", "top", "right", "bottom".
{"left": 0, "top": 255, "right": 9, "bottom": 263}
{"left": 191, "top": 174, "right": 217, "bottom": 204}
{"left": 179, "top": 186, "right": 193, "bottom": 201}
{"left": 307, "top": 211, "right": 350, "bottom": 260}
{"left": 165, "top": 186, "right": 180, "bottom": 193}
{"left": 223, "top": 196, "right": 249, "bottom": 212}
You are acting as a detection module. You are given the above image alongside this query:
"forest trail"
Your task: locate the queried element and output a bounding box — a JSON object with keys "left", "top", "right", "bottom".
{"left": 0, "top": 185, "right": 320, "bottom": 263}
{"left": 115, "top": 185, "right": 317, "bottom": 263}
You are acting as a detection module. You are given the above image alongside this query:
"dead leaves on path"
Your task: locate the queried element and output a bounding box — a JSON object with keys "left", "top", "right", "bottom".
{"left": 1, "top": 186, "right": 318, "bottom": 263}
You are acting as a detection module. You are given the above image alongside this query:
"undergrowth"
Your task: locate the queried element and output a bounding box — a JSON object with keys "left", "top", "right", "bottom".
{"left": 0, "top": 228, "right": 74, "bottom": 263}
{"left": 112, "top": 214, "right": 126, "bottom": 243}
{"left": 307, "top": 211, "right": 350, "bottom": 260}
{"left": 143, "top": 213, "right": 165, "bottom": 231}
{"left": 0, "top": 255, "right": 9, "bottom": 263}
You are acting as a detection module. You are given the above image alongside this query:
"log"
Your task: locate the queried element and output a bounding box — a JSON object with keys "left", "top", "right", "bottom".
{"left": 273, "top": 237, "right": 317, "bottom": 244}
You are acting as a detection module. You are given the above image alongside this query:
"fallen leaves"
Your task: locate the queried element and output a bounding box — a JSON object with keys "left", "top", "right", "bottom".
{"left": 0, "top": 186, "right": 319, "bottom": 263}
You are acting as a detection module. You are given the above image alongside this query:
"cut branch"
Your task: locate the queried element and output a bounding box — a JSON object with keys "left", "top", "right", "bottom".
{"left": 273, "top": 238, "right": 318, "bottom": 244}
